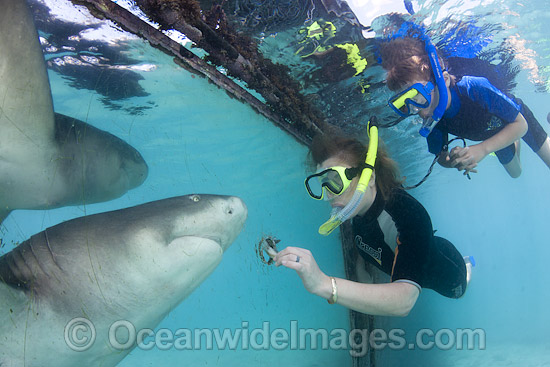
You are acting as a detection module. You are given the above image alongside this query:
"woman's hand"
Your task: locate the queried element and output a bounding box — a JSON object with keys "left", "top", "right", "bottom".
{"left": 274, "top": 246, "right": 331, "bottom": 297}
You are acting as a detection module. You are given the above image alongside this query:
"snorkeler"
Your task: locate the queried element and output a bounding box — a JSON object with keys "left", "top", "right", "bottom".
{"left": 381, "top": 36, "right": 550, "bottom": 178}
{"left": 274, "top": 124, "right": 473, "bottom": 316}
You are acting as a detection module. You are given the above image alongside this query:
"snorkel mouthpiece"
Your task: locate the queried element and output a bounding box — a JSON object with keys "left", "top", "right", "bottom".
{"left": 419, "top": 117, "right": 437, "bottom": 137}
{"left": 319, "top": 118, "right": 379, "bottom": 236}
{"left": 318, "top": 190, "right": 363, "bottom": 235}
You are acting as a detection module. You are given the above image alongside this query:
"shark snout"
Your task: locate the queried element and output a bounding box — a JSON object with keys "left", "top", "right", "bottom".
{"left": 218, "top": 196, "right": 247, "bottom": 250}
{"left": 168, "top": 195, "right": 247, "bottom": 252}
{"left": 122, "top": 149, "right": 149, "bottom": 189}
{"left": 225, "top": 196, "right": 247, "bottom": 218}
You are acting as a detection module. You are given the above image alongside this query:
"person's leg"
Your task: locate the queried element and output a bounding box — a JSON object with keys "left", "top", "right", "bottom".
{"left": 535, "top": 136, "right": 550, "bottom": 169}
{"left": 517, "top": 101, "right": 550, "bottom": 169}
{"left": 502, "top": 140, "right": 522, "bottom": 178}
{"left": 424, "top": 237, "right": 468, "bottom": 299}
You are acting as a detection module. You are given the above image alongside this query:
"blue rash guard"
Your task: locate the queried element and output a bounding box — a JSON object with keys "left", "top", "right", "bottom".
{"left": 352, "top": 188, "right": 467, "bottom": 299}
{"left": 427, "top": 76, "right": 547, "bottom": 164}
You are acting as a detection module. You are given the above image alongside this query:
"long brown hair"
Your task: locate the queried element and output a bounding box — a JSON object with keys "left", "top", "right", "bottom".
{"left": 308, "top": 133, "right": 403, "bottom": 202}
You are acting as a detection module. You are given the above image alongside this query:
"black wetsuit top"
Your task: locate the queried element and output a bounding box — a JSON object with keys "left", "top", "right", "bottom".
{"left": 352, "top": 188, "right": 467, "bottom": 298}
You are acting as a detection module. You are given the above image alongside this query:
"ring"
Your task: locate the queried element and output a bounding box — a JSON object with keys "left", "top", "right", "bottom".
{"left": 296, "top": 255, "right": 300, "bottom": 263}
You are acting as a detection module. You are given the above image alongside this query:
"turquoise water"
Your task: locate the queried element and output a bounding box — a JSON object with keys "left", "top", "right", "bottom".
{"left": 1, "top": 0, "right": 550, "bottom": 366}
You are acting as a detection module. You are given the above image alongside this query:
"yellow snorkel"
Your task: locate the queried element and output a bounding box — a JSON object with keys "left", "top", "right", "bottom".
{"left": 318, "top": 117, "right": 379, "bottom": 236}
{"left": 356, "top": 119, "right": 378, "bottom": 192}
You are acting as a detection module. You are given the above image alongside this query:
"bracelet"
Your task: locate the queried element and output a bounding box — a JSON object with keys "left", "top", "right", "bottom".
{"left": 327, "top": 277, "right": 338, "bottom": 304}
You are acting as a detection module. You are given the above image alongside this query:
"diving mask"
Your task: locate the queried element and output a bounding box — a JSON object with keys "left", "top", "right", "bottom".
{"left": 305, "top": 165, "right": 366, "bottom": 200}
{"left": 385, "top": 37, "right": 449, "bottom": 138}
{"left": 388, "top": 82, "right": 433, "bottom": 117}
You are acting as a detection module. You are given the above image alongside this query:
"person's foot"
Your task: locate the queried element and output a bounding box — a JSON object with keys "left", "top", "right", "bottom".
{"left": 464, "top": 256, "right": 476, "bottom": 286}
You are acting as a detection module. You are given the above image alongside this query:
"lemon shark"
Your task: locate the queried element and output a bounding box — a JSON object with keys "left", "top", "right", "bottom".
{"left": 0, "top": 0, "right": 148, "bottom": 224}
{"left": 0, "top": 194, "right": 247, "bottom": 366}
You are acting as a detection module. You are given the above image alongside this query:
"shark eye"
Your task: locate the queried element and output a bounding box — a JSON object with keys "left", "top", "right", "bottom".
{"left": 189, "top": 195, "right": 201, "bottom": 202}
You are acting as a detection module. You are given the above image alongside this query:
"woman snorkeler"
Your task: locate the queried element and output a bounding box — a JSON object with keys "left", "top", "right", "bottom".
{"left": 274, "top": 128, "right": 473, "bottom": 316}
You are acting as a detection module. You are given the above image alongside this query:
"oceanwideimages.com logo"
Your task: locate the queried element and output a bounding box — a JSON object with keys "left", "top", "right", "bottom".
{"left": 64, "top": 319, "right": 486, "bottom": 357}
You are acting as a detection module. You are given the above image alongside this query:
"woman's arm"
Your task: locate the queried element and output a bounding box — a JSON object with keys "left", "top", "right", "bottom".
{"left": 275, "top": 246, "right": 420, "bottom": 317}
{"left": 320, "top": 276, "right": 419, "bottom": 317}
